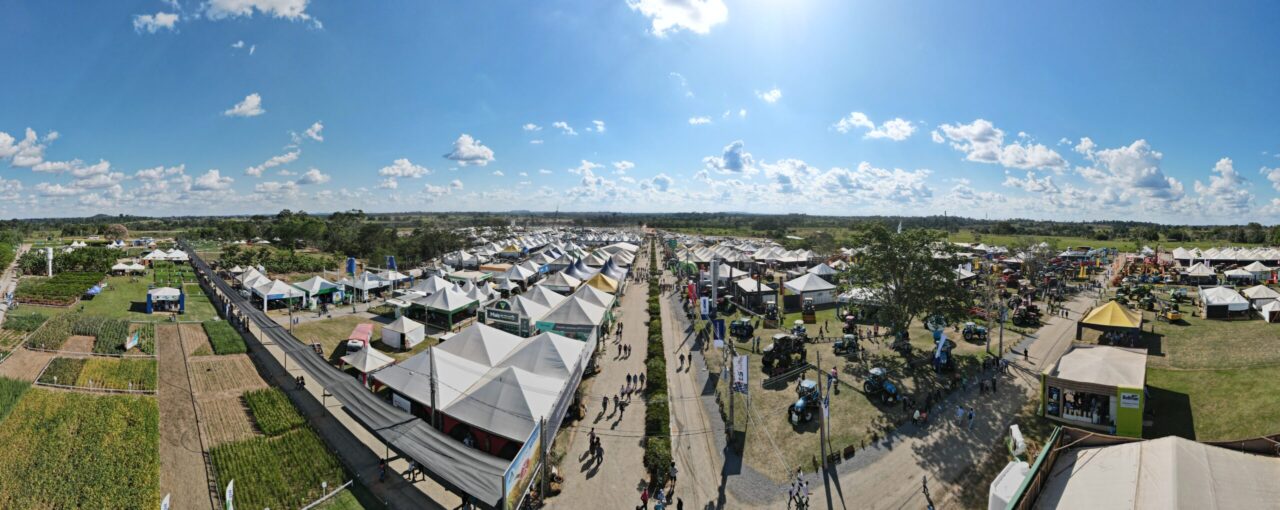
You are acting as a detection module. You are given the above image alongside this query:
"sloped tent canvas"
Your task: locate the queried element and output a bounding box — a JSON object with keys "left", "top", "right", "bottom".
{"left": 410, "top": 275, "right": 454, "bottom": 295}
{"left": 1200, "top": 286, "right": 1250, "bottom": 312}
{"left": 1033, "top": 435, "right": 1280, "bottom": 510}
{"left": 584, "top": 273, "right": 619, "bottom": 294}
{"left": 293, "top": 276, "right": 339, "bottom": 296}
{"left": 539, "top": 272, "right": 581, "bottom": 293}
{"left": 1050, "top": 345, "right": 1146, "bottom": 388}
{"left": 784, "top": 273, "right": 837, "bottom": 293}
{"left": 496, "top": 332, "right": 584, "bottom": 380}
{"left": 417, "top": 287, "right": 478, "bottom": 313}
{"left": 436, "top": 323, "right": 525, "bottom": 366}
{"left": 537, "top": 297, "right": 607, "bottom": 337}
{"left": 524, "top": 285, "right": 568, "bottom": 309}
{"left": 1259, "top": 300, "right": 1280, "bottom": 322}
{"left": 806, "top": 263, "right": 838, "bottom": 276}
{"left": 1241, "top": 284, "right": 1280, "bottom": 305}
{"left": 441, "top": 366, "right": 564, "bottom": 442}
{"left": 382, "top": 316, "right": 426, "bottom": 350}
{"left": 1183, "top": 262, "right": 1217, "bottom": 277}
{"left": 572, "top": 284, "right": 615, "bottom": 310}
{"left": 1080, "top": 301, "right": 1143, "bottom": 329}
{"left": 600, "top": 260, "right": 627, "bottom": 281}
{"left": 342, "top": 345, "right": 395, "bottom": 374}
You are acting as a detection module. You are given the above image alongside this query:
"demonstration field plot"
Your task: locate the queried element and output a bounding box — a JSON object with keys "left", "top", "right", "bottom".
{"left": 178, "top": 323, "right": 212, "bottom": 356}
{"left": 210, "top": 428, "right": 346, "bottom": 510}
{"left": 189, "top": 355, "right": 267, "bottom": 396}
{"left": 202, "top": 320, "right": 247, "bottom": 355}
{"left": 14, "top": 272, "right": 102, "bottom": 306}
{"left": 131, "top": 322, "right": 157, "bottom": 355}
{"left": 1, "top": 311, "right": 48, "bottom": 334}
{"left": 0, "top": 349, "right": 55, "bottom": 382}
{"left": 0, "top": 377, "right": 30, "bottom": 423}
{"left": 0, "top": 330, "right": 24, "bottom": 350}
{"left": 0, "top": 389, "right": 159, "bottom": 509}
{"left": 38, "top": 357, "right": 158, "bottom": 392}
{"left": 198, "top": 396, "right": 259, "bottom": 447}
{"left": 26, "top": 312, "right": 76, "bottom": 350}
{"left": 63, "top": 334, "right": 95, "bottom": 352}
{"left": 72, "top": 315, "right": 131, "bottom": 353}
{"left": 76, "top": 275, "right": 221, "bottom": 322}
{"left": 244, "top": 388, "right": 305, "bottom": 436}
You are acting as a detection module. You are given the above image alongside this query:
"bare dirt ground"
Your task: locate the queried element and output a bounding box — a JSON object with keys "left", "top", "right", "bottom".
{"left": 188, "top": 355, "right": 268, "bottom": 397}
{"left": 179, "top": 323, "right": 212, "bottom": 356}
{"left": 197, "top": 396, "right": 259, "bottom": 447}
{"left": 63, "top": 335, "right": 95, "bottom": 353}
{"left": 156, "top": 324, "right": 213, "bottom": 510}
{"left": 0, "top": 348, "right": 55, "bottom": 381}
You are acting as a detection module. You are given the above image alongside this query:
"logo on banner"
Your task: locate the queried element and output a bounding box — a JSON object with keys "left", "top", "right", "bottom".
{"left": 699, "top": 296, "right": 710, "bottom": 319}
{"left": 731, "top": 354, "right": 749, "bottom": 394}
{"left": 713, "top": 318, "right": 726, "bottom": 349}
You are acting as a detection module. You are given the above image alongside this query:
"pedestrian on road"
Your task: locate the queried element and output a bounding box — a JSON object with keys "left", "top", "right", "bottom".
{"left": 967, "top": 407, "right": 975, "bottom": 429}
{"left": 679, "top": 353, "right": 685, "bottom": 369}
{"left": 379, "top": 460, "right": 387, "bottom": 482}
{"left": 1023, "top": 348, "right": 1029, "bottom": 363}
{"left": 955, "top": 405, "right": 964, "bottom": 424}
{"left": 669, "top": 461, "right": 678, "bottom": 486}
{"left": 408, "top": 459, "right": 417, "bottom": 481}
{"left": 613, "top": 394, "right": 620, "bottom": 411}
{"left": 640, "top": 372, "right": 646, "bottom": 387}
{"left": 641, "top": 487, "right": 650, "bottom": 509}
{"left": 602, "top": 396, "right": 608, "bottom": 414}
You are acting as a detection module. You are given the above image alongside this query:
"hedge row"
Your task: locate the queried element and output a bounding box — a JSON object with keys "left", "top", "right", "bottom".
{"left": 641, "top": 240, "right": 672, "bottom": 482}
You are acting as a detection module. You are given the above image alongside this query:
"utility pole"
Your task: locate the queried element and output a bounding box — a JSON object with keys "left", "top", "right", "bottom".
{"left": 817, "top": 351, "right": 826, "bottom": 469}
{"left": 727, "top": 345, "right": 734, "bottom": 438}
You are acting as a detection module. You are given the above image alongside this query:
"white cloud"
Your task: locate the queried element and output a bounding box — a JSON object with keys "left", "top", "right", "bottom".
{"left": 522, "top": 123, "right": 541, "bottom": 132}
{"left": 1193, "top": 158, "right": 1252, "bottom": 215}
{"left": 378, "top": 158, "right": 431, "bottom": 178}
{"left": 424, "top": 183, "right": 450, "bottom": 197}
{"left": 626, "top": 0, "right": 727, "bottom": 37}
{"left": 669, "top": 72, "right": 694, "bottom": 97}
{"left": 519, "top": 171, "right": 529, "bottom": 177}
{"left": 134, "top": 164, "right": 185, "bottom": 180}
{"left": 192, "top": 169, "right": 233, "bottom": 190}
{"left": 552, "top": 121, "right": 577, "bottom": 136}
{"left": 36, "top": 182, "right": 81, "bottom": 197}
{"left": 739, "top": 108, "right": 747, "bottom": 119}
{"left": 703, "top": 140, "right": 754, "bottom": 174}
{"left": 250, "top": 45, "right": 256, "bottom": 55}
{"left": 296, "top": 167, "right": 330, "bottom": 185}
{"left": 277, "top": 169, "right": 295, "bottom": 176}
{"left": 223, "top": 93, "right": 265, "bottom": 117}
{"left": 203, "top": 0, "right": 319, "bottom": 27}
{"left": 1002, "top": 171, "right": 1059, "bottom": 194}
{"left": 568, "top": 160, "right": 603, "bottom": 177}
{"left": 688, "top": 116, "right": 712, "bottom": 125}
{"left": 930, "top": 130, "right": 944, "bottom": 144}
{"left": 450, "top": 179, "right": 463, "bottom": 190}
{"left": 492, "top": 170, "right": 505, "bottom": 176}
{"left": 232, "top": 40, "right": 245, "bottom": 48}
{"left": 1261, "top": 166, "right": 1280, "bottom": 192}
{"left": 538, "top": 169, "right": 552, "bottom": 175}
{"left": 641, "top": 173, "right": 674, "bottom": 192}
{"left": 530, "top": 140, "right": 544, "bottom": 145}
{"left": 755, "top": 88, "right": 782, "bottom": 104}
{"left": 246, "top": 150, "right": 299, "bottom": 176}
{"left": 254, "top": 180, "right": 299, "bottom": 195}
{"left": 0, "top": 128, "right": 53, "bottom": 167}
{"left": 831, "top": 112, "right": 916, "bottom": 141}
{"left": 590, "top": 120, "right": 606, "bottom": 133}
{"left": 612, "top": 161, "right": 635, "bottom": 174}
{"left": 377, "top": 177, "right": 398, "bottom": 189}
{"left": 443, "top": 134, "right": 495, "bottom": 166}
{"left": 935, "top": 119, "right": 1067, "bottom": 171}
{"left": 133, "top": 12, "right": 179, "bottom": 33}
{"left": 303, "top": 121, "right": 324, "bottom": 142}
{"left": 1073, "top": 137, "right": 1095, "bottom": 156}
{"left": 1079, "top": 139, "right": 1182, "bottom": 200}
{"left": 73, "top": 172, "right": 125, "bottom": 190}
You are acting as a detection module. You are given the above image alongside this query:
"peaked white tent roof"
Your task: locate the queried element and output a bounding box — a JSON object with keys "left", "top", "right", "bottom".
{"left": 1241, "top": 284, "right": 1280, "bottom": 301}
{"left": 385, "top": 315, "right": 425, "bottom": 335}
{"left": 784, "top": 273, "right": 837, "bottom": 293}
{"left": 1200, "top": 286, "right": 1249, "bottom": 311}
{"left": 1224, "top": 268, "right": 1255, "bottom": 278}
{"left": 1050, "top": 345, "right": 1146, "bottom": 388}
{"left": 442, "top": 366, "right": 563, "bottom": 441}
{"left": 524, "top": 285, "right": 568, "bottom": 308}
{"left": 410, "top": 275, "right": 454, "bottom": 295}
{"left": 436, "top": 322, "right": 524, "bottom": 366}
{"left": 540, "top": 271, "right": 581, "bottom": 290}
{"left": 342, "top": 345, "right": 396, "bottom": 374}
{"left": 806, "top": 263, "right": 838, "bottom": 276}
{"left": 1242, "top": 261, "right": 1273, "bottom": 272}
{"left": 292, "top": 275, "right": 339, "bottom": 295}
{"left": 1183, "top": 262, "right": 1217, "bottom": 277}
{"left": 735, "top": 277, "right": 773, "bottom": 294}
{"left": 254, "top": 279, "right": 306, "bottom": 300}
{"left": 1035, "top": 435, "right": 1280, "bottom": 510}
{"left": 497, "top": 332, "right": 585, "bottom": 380}
{"left": 571, "top": 284, "right": 614, "bottom": 309}
{"left": 508, "top": 295, "right": 551, "bottom": 322}
{"left": 540, "top": 297, "right": 606, "bottom": 327}
{"left": 416, "top": 287, "right": 478, "bottom": 313}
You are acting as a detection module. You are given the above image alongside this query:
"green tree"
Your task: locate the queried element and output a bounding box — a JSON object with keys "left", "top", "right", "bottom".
{"left": 846, "top": 225, "right": 973, "bottom": 340}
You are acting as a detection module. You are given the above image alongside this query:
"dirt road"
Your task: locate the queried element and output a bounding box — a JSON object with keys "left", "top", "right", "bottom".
{"left": 156, "top": 323, "right": 214, "bottom": 510}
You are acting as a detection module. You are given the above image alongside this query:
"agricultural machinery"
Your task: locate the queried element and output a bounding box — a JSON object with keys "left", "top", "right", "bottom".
{"left": 862, "top": 367, "right": 899, "bottom": 404}
{"left": 962, "top": 322, "right": 989, "bottom": 343}
{"left": 788, "top": 379, "right": 821, "bottom": 425}
{"left": 762, "top": 333, "right": 807, "bottom": 376}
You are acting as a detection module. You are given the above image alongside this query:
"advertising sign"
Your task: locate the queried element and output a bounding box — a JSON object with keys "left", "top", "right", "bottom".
{"left": 713, "top": 319, "right": 726, "bottom": 349}
{"left": 125, "top": 332, "right": 140, "bottom": 351}
{"left": 225, "top": 480, "right": 235, "bottom": 510}
{"left": 503, "top": 422, "right": 543, "bottom": 510}
{"left": 1119, "top": 392, "right": 1141, "bottom": 409}
{"left": 699, "top": 297, "right": 711, "bottom": 319}
{"left": 731, "top": 354, "right": 749, "bottom": 394}
{"left": 391, "top": 393, "right": 412, "bottom": 413}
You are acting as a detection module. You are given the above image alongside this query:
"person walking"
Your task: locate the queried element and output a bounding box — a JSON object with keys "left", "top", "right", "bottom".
{"left": 640, "top": 487, "right": 650, "bottom": 509}
{"left": 669, "top": 461, "right": 678, "bottom": 487}
{"left": 602, "top": 395, "right": 608, "bottom": 415}
{"left": 967, "top": 407, "right": 975, "bottom": 430}
{"left": 955, "top": 404, "right": 964, "bottom": 425}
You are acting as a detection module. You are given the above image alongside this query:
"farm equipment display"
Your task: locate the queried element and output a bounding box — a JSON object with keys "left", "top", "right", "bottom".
{"left": 762, "top": 333, "right": 807, "bottom": 376}
{"left": 962, "top": 322, "right": 989, "bottom": 343}
{"left": 833, "top": 334, "right": 858, "bottom": 357}
{"left": 931, "top": 330, "right": 957, "bottom": 373}
{"left": 801, "top": 297, "right": 817, "bottom": 323}
{"left": 729, "top": 318, "right": 754, "bottom": 342}
{"left": 841, "top": 314, "right": 858, "bottom": 334}
{"left": 862, "top": 367, "right": 899, "bottom": 404}
{"left": 763, "top": 302, "right": 780, "bottom": 329}
{"left": 788, "top": 379, "right": 821, "bottom": 425}
{"left": 790, "top": 320, "right": 808, "bottom": 339}
{"left": 1157, "top": 301, "right": 1183, "bottom": 323}
{"left": 1011, "top": 307, "right": 1039, "bottom": 327}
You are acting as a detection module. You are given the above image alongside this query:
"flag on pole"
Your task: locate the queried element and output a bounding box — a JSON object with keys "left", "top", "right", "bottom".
{"left": 225, "top": 480, "right": 235, "bottom": 510}
{"left": 161, "top": 494, "right": 170, "bottom": 510}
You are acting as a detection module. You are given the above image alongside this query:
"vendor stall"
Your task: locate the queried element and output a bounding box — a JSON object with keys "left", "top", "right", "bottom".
{"left": 145, "top": 286, "right": 184, "bottom": 314}
{"left": 1041, "top": 345, "right": 1147, "bottom": 437}
{"left": 382, "top": 316, "right": 426, "bottom": 350}
{"left": 1076, "top": 300, "right": 1142, "bottom": 343}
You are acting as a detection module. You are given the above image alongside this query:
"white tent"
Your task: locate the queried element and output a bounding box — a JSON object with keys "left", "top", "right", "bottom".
{"left": 524, "top": 285, "right": 568, "bottom": 309}
{"left": 1242, "top": 285, "right": 1280, "bottom": 308}
{"left": 341, "top": 345, "right": 395, "bottom": 375}
{"left": 292, "top": 275, "right": 339, "bottom": 303}
{"left": 383, "top": 316, "right": 426, "bottom": 350}
{"left": 538, "top": 272, "right": 581, "bottom": 294}
{"left": 784, "top": 273, "right": 837, "bottom": 305}
{"left": 253, "top": 279, "right": 306, "bottom": 311}
{"left": 571, "top": 284, "right": 614, "bottom": 310}
{"left": 1183, "top": 262, "right": 1217, "bottom": 278}
{"left": 1258, "top": 300, "right": 1280, "bottom": 323}
{"left": 1034, "top": 435, "right": 1280, "bottom": 510}
{"left": 437, "top": 322, "right": 525, "bottom": 366}
{"left": 409, "top": 275, "right": 454, "bottom": 295}
{"left": 442, "top": 367, "right": 563, "bottom": 442}
{"left": 1224, "top": 268, "right": 1256, "bottom": 281}
{"left": 806, "top": 263, "right": 838, "bottom": 277}
{"left": 1200, "top": 286, "right": 1249, "bottom": 315}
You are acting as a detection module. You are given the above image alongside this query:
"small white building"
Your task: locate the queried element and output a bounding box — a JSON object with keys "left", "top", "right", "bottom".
{"left": 382, "top": 316, "right": 426, "bottom": 350}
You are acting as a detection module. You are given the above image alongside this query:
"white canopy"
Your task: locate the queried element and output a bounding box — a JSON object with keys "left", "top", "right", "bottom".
{"left": 806, "top": 263, "right": 837, "bottom": 276}
{"left": 540, "top": 297, "right": 606, "bottom": 327}
{"left": 1200, "top": 286, "right": 1249, "bottom": 311}
{"left": 410, "top": 275, "right": 454, "bottom": 295}
{"left": 292, "top": 275, "right": 339, "bottom": 296}
{"left": 385, "top": 315, "right": 425, "bottom": 335}
{"left": 1035, "top": 435, "right": 1280, "bottom": 510}
{"left": 148, "top": 287, "right": 182, "bottom": 301}
{"left": 1242, "top": 284, "right": 1280, "bottom": 302}
{"left": 1050, "top": 345, "right": 1146, "bottom": 388}
{"left": 416, "top": 287, "right": 477, "bottom": 313}
{"left": 784, "top": 273, "right": 837, "bottom": 293}
{"left": 253, "top": 279, "right": 306, "bottom": 300}
{"left": 524, "top": 285, "right": 568, "bottom": 309}
{"left": 341, "top": 345, "right": 395, "bottom": 374}
{"left": 1224, "top": 268, "right": 1255, "bottom": 279}
{"left": 1242, "top": 261, "right": 1272, "bottom": 273}
{"left": 1183, "top": 262, "right": 1216, "bottom": 277}
{"left": 734, "top": 277, "right": 772, "bottom": 294}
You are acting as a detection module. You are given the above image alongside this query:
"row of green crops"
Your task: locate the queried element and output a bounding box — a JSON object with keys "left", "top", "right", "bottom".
{"left": 244, "top": 388, "right": 306, "bottom": 436}
{"left": 0, "top": 331, "right": 25, "bottom": 350}
{"left": 14, "top": 272, "right": 103, "bottom": 305}
{"left": 132, "top": 323, "right": 156, "bottom": 355}
{"left": 210, "top": 428, "right": 345, "bottom": 510}
{"left": 2, "top": 311, "right": 49, "bottom": 332}
{"left": 38, "top": 357, "right": 157, "bottom": 391}
{"left": 27, "top": 312, "right": 77, "bottom": 350}
{"left": 203, "top": 320, "right": 247, "bottom": 355}
{"left": 0, "top": 377, "right": 30, "bottom": 423}
{"left": 71, "top": 316, "right": 131, "bottom": 354}
{"left": 0, "top": 389, "right": 159, "bottom": 509}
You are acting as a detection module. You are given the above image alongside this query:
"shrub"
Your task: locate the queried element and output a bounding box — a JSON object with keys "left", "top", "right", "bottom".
{"left": 203, "top": 320, "right": 247, "bottom": 355}
{"left": 644, "top": 392, "right": 669, "bottom": 435}
{"left": 642, "top": 437, "right": 672, "bottom": 483}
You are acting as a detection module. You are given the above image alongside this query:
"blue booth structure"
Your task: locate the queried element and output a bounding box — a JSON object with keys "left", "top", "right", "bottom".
{"left": 146, "top": 287, "right": 185, "bottom": 314}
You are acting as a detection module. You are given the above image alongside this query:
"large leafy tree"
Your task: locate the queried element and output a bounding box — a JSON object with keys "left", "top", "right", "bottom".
{"left": 847, "top": 224, "right": 973, "bottom": 339}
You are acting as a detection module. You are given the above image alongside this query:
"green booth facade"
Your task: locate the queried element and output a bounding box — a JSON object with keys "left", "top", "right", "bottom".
{"left": 1040, "top": 345, "right": 1147, "bottom": 438}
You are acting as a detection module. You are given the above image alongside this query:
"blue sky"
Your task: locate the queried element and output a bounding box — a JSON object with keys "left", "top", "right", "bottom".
{"left": 1, "top": 0, "right": 1279, "bottom": 223}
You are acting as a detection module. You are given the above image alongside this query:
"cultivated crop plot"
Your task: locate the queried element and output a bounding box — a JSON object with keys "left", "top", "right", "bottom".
{"left": 62, "top": 334, "right": 95, "bottom": 353}
{"left": 179, "top": 322, "right": 212, "bottom": 356}
{"left": 37, "top": 357, "right": 158, "bottom": 392}
{"left": 189, "top": 355, "right": 268, "bottom": 396}
{"left": 197, "top": 396, "right": 259, "bottom": 447}
{"left": 0, "top": 349, "right": 55, "bottom": 382}
{"left": 0, "top": 388, "right": 159, "bottom": 508}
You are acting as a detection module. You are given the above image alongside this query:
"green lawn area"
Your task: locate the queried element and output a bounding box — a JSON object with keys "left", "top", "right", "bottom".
{"left": 291, "top": 315, "right": 437, "bottom": 363}
{"left": 0, "top": 389, "right": 158, "bottom": 508}
{"left": 315, "top": 484, "right": 383, "bottom": 510}
{"left": 1146, "top": 365, "right": 1280, "bottom": 441}
{"left": 76, "top": 274, "right": 218, "bottom": 322}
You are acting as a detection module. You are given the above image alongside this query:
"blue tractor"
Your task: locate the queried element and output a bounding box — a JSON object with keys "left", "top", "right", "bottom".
{"left": 789, "top": 379, "right": 821, "bottom": 425}
{"left": 932, "top": 330, "right": 957, "bottom": 373}
{"left": 862, "top": 367, "right": 899, "bottom": 404}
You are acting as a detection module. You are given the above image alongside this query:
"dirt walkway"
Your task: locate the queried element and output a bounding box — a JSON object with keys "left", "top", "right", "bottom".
{"left": 156, "top": 323, "right": 214, "bottom": 510}
{"left": 0, "top": 348, "right": 54, "bottom": 381}
{"left": 549, "top": 247, "right": 654, "bottom": 510}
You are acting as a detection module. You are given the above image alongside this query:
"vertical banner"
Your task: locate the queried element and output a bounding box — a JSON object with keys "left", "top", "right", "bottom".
{"left": 731, "top": 354, "right": 749, "bottom": 394}
{"left": 699, "top": 296, "right": 711, "bottom": 319}
{"left": 687, "top": 283, "right": 696, "bottom": 304}
{"left": 225, "top": 480, "right": 235, "bottom": 510}
{"left": 713, "top": 318, "right": 726, "bottom": 349}
{"left": 161, "top": 494, "right": 171, "bottom": 510}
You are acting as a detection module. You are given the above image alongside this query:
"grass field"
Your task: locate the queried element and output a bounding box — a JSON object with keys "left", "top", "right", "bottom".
{"left": 0, "top": 389, "right": 159, "bottom": 508}
{"left": 292, "top": 315, "right": 436, "bottom": 363}
{"left": 76, "top": 275, "right": 219, "bottom": 322}
{"left": 202, "top": 320, "right": 247, "bottom": 355}
{"left": 0, "top": 377, "right": 30, "bottom": 423}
